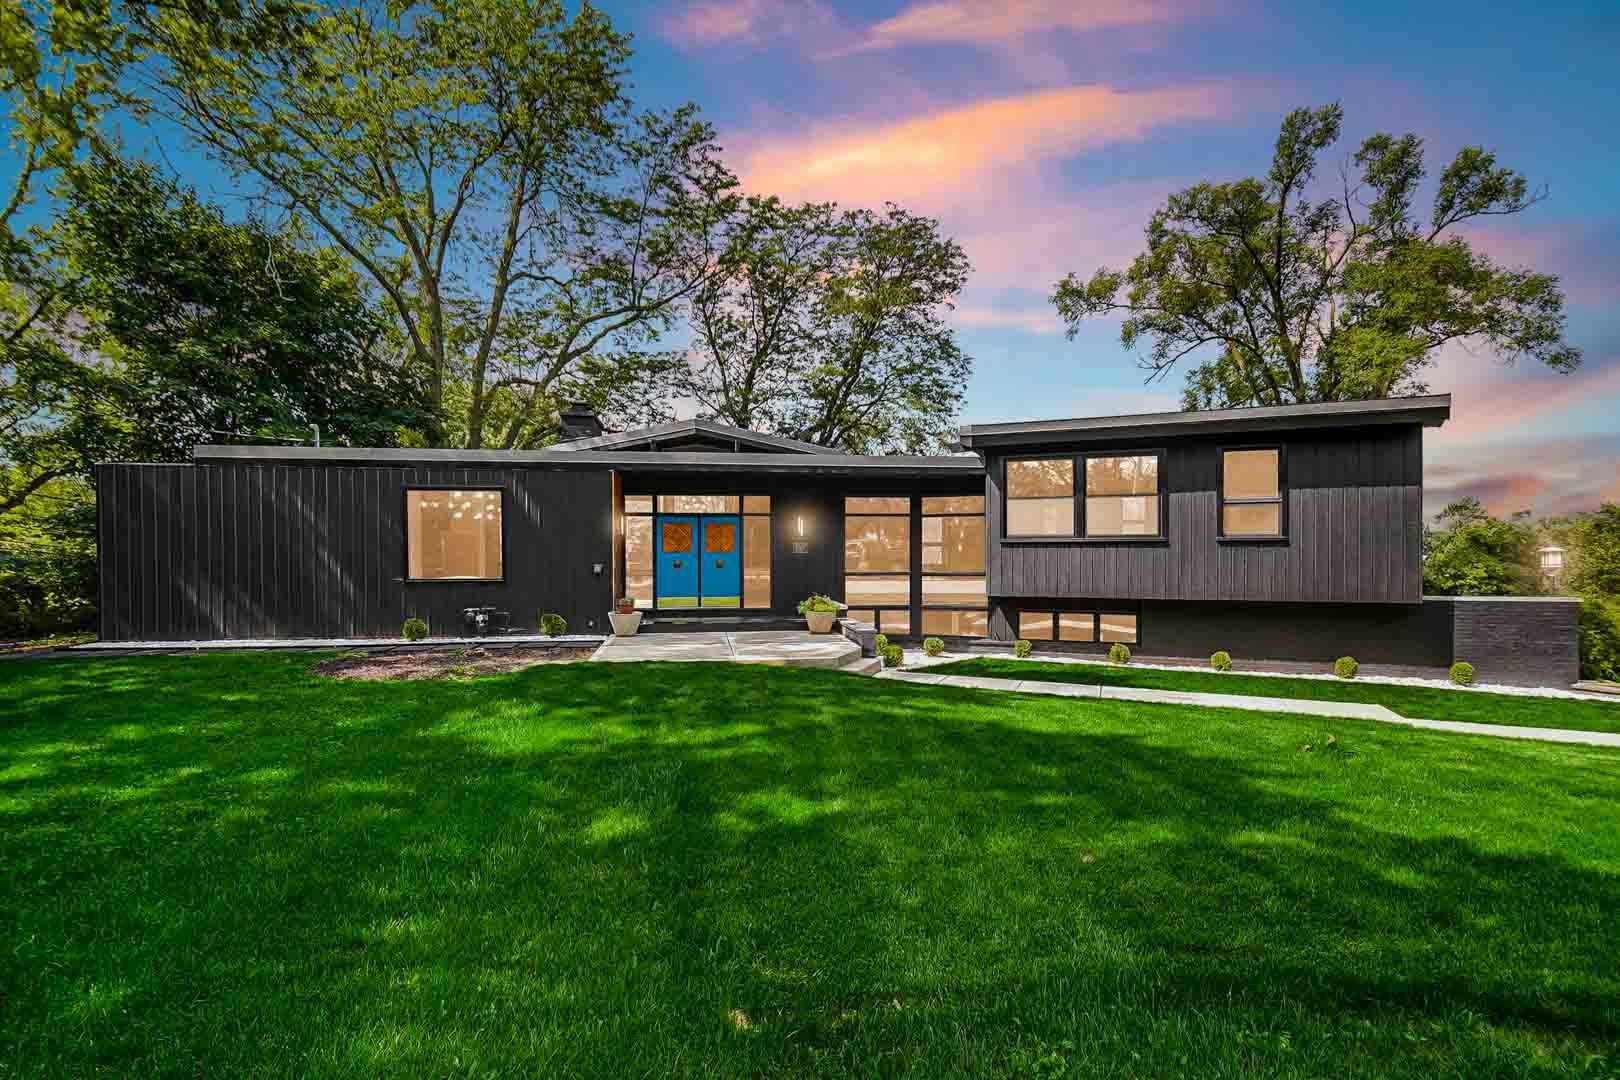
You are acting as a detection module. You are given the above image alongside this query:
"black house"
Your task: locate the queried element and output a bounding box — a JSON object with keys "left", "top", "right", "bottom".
{"left": 93, "top": 395, "right": 1582, "bottom": 685}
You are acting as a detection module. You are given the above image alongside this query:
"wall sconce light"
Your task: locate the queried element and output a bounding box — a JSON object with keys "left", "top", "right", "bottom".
{"left": 796, "top": 514, "right": 805, "bottom": 538}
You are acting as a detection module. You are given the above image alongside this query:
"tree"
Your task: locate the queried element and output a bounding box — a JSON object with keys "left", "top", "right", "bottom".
{"left": 1566, "top": 504, "right": 1620, "bottom": 600}
{"left": 681, "top": 197, "right": 842, "bottom": 433}
{"left": 0, "top": 471, "right": 96, "bottom": 638}
{"left": 1052, "top": 104, "right": 1582, "bottom": 409}
{"left": 145, "top": 0, "right": 740, "bottom": 448}
{"left": 0, "top": 155, "right": 437, "bottom": 515}
{"left": 1422, "top": 497, "right": 1540, "bottom": 597}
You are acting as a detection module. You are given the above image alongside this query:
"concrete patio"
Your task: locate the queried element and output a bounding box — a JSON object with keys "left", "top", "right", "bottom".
{"left": 590, "top": 630, "right": 877, "bottom": 672}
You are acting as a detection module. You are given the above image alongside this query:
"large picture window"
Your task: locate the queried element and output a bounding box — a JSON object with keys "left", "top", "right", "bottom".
{"left": 1221, "top": 448, "right": 1283, "bottom": 538}
{"left": 921, "top": 494, "right": 987, "bottom": 637}
{"left": 406, "top": 488, "right": 503, "bottom": 581}
{"left": 845, "top": 496, "right": 911, "bottom": 635}
{"left": 1005, "top": 453, "right": 1163, "bottom": 538}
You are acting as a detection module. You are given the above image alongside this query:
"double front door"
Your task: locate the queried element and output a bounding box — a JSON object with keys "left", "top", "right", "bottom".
{"left": 655, "top": 515, "right": 741, "bottom": 608}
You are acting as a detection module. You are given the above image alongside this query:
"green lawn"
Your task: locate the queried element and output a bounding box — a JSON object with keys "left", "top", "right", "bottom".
{"left": 924, "top": 656, "right": 1620, "bottom": 734}
{"left": 2, "top": 655, "right": 1618, "bottom": 1078}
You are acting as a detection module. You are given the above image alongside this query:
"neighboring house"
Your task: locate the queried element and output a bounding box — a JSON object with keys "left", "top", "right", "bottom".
{"left": 93, "top": 394, "right": 1581, "bottom": 685}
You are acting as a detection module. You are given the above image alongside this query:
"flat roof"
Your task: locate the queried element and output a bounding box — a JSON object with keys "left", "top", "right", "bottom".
{"left": 955, "top": 394, "right": 1451, "bottom": 449}
{"left": 191, "top": 444, "right": 983, "bottom": 477}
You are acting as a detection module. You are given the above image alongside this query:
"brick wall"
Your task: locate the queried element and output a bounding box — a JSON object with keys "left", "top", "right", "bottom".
{"left": 1443, "top": 597, "right": 1582, "bottom": 688}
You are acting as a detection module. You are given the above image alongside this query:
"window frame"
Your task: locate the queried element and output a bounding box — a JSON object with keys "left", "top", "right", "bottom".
{"left": 843, "top": 495, "right": 913, "bottom": 635}
{"left": 919, "top": 493, "right": 988, "bottom": 637}
{"left": 1016, "top": 604, "right": 1141, "bottom": 647}
{"left": 402, "top": 484, "right": 509, "bottom": 584}
{"left": 1217, "top": 444, "right": 1288, "bottom": 542}
{"left": 1001, "top": 449, "right": 1167, "bottom": 542}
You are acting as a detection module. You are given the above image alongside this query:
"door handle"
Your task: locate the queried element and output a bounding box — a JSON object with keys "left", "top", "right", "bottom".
{"left": 715, "top": 558, "right": 725, "bottom": 568}
{"left": 672, "top": 559, "right": 683, "bottom": 569}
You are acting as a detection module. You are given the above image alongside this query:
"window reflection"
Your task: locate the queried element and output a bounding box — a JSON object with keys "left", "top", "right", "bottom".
{"left": 406, "top": 489, "right": 503, "bottom": 580}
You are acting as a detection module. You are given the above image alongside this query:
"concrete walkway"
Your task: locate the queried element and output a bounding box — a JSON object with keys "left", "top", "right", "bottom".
{"left": 876, "top": 670, "right": 1620, "bottom": 748}
{"left": 592, "top": 630, "right": 866, "bottom": 670}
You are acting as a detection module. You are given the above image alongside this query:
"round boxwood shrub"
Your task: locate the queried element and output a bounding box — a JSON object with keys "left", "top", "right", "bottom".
{"left": 881, "top": 642, "right": 904, "bottom": 668}
{"left": 874, "top": 633, "right": 889, "bottom": 652}
{"left": 922, "top": 636, "right": 945, "bottom": 657}
{"left": 1210, "top": 650, "right": 1232, "bottom": 672}
{"left": 1013, "top": 639, "right": 1033, "bottom": 658}
{"left": 539, "top": 612, "right": 567, "bottom": 637}
{"left": 1449, "top": 661, "right": 1476, "bottom": 686}
{"left": 1108, "top": 642, "right": 1131, "bottom": 665}
{"left": 402, "top": 616, "right": 429, "bottom": 641}
{"left": 1334, "top": 655, "right": 1358, "bottom": 679}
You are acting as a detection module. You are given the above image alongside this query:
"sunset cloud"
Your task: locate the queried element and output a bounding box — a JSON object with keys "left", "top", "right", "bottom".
{"left": 659, "top": 0, "right": 838, "bottom": 46}
{"left": 733, "top": 83, "right": 1232, "bottom": 209}
{"left": 846, "top": 0, "right": 1186, "bottom": 53}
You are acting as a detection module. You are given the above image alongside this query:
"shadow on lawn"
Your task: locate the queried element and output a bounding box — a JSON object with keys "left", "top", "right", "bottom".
{"left": 1, "top": 653, "right": 1617, "bottom": 1076}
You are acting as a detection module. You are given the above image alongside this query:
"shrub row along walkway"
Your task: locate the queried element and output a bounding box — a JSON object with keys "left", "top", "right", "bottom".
{"left": 876, "top": 669, "right": 1620, "bottom": 748}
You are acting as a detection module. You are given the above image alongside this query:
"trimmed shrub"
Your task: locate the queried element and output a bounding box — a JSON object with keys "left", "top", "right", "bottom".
{"left": 402, "top": 617, "right": 429, "bottom": 641}
{"left": 881, "top": 642, "right": 904, "bottom": 668}
{"left": 922, "top": 636, "right": 945, "bottom": 657}
{"left": 1108, "top": 642, "right": 1131, "bottom": 665}
{"left": 1210, "top": 650, "right": 1232, "bottom": 672}
{"left": 1013, "top": 639, "right": 1032, "bottom": 658}
{"left": 1334, "top": 655, "right": 1358, "bottom": 679}
{"left": 539, "top": 612, "right": 567, "bottom": 637}
{"left": 874, "top": 633, "right": 889, "bottom": 652}
{"left": 1449, "top": 661, "right": 1476, "bottom": 686}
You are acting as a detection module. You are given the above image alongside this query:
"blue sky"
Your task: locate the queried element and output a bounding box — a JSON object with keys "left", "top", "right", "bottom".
{"left": 89, "top": 0, "right": 1620, "bottom": 514}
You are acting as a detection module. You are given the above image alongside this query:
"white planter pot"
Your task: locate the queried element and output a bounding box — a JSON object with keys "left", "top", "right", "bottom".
{"left": 804, "top": 610, "right": 837, "bottom": 634}
{"left": 608, "top": 611, "right": 643, "bottom": 637}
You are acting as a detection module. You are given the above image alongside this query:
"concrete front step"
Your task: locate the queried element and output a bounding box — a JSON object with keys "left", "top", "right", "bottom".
{"left": 590, "top": 630, "right": 860, "bottom": 668}
{"left": 837, "top": 655, "right": 883, "bottom": 676}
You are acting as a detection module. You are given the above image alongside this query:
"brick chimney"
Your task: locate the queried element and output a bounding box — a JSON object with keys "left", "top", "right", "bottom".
{"left": 558, "top": 402, "right": 604, "bottom": 442}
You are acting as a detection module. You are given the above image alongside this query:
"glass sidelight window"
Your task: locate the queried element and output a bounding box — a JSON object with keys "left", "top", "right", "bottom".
{"left": 921, "top": 494, "right": 987, "bottom": 637}
{"left": 845, "top": 496, "right": 911, "bottom": 635}
{"left": 743, "top": 500, "right": 771, "bottom": 608}
{"left": 406, "top": 488, "right": 504, "bottom": 581}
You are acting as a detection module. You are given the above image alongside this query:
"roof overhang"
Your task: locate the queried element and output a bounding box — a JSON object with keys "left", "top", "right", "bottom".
{"left": 955, "top": 394, "right": 1451, "bottom": 451}
{"left": 548, "top": 418, "right": 828, "bottom": 454}
{"left": 192, "top": 444, "right": 984, "bottom": 477}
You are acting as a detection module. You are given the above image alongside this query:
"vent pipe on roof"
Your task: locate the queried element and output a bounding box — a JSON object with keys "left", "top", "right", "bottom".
{"left": 558, "top": 402, "right": 605, "bottom": 442}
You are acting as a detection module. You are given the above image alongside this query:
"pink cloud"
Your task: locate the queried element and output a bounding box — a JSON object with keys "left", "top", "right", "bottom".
{"left": 659, "top": 0, "right": 839, "bottom": 46}
{"left": 733, "top": 83, "right": 1232, "bottom": 209}
{"left": 846, "top": 0, "right": 1187, "bottom": 54}
{"left": 1424, "top": 434, "right": 1620, "bottom": 519}
{"left": 1426, "top": 349, "right": 1620, "bottom": 445}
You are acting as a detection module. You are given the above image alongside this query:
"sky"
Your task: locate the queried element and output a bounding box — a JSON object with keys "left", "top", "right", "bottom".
{"left": 80, "top": 0, "right": 1620, "bottom": 519}
{"left": 596, "top": 0, "right": 1620, "bottom": 519}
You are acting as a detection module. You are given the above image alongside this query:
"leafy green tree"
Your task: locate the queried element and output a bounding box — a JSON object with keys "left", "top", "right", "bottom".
{"left": 1566, "top": 504, "right": 1620, "bottom": 599}
{"left": 1422, "top": 497, "right": 1540, "bottom": 597}
{"left": 1052, "top": 104, "right": 1581, "bottom": 409}
{"left": 0, "top": 471, "right": 96, "bottom": 637}
{"left": 146, "top": 0, "right": 739, "bottom": 448}
{"left": 681, "top": 197, "right": 843, "bottom": 433}
{"left": 791, "top": 204, "right": 972, "bottom": 453}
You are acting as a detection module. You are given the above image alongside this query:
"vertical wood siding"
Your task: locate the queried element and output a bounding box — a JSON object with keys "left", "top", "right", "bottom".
{"left": 96, "top": 463, "right": 613, "bottom": 641}
{"left": 987, "top": 426, "right": 1424, "bottom": 604}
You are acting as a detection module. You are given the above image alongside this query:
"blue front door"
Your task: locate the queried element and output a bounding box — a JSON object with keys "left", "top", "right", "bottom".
{"left": 656, "top": 516, "right": 699, "bottom": 608}
{"left": 699, "top": 515, "right": 741, "bottom": 608}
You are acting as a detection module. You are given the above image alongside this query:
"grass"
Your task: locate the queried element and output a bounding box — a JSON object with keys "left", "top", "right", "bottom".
{"left": 924, "top": 656, "right": 1620, "bottom": 735}
{"left": 1, "top": 654, "right": 1618, "bottom": 1077}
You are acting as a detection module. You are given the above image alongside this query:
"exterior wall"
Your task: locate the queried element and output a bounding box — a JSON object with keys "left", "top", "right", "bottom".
{"left": 986, "top": 425, "right": 1423, "bottom": 604}
{"left": 96, "top": 461, "right": 613, "bottom": 641}
{"left": 1441, "top": 596, "right": 1583, "bottom": 688}
{"left": 988, "top": 598, "right": 1454, "bottom": 670}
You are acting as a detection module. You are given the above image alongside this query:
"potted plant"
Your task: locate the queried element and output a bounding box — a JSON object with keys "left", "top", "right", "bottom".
{"left": 798, "top": 593, "right": 841, "bottom": 634}
{"left": 608, "top": 598, "right": 642, "bottom": 637}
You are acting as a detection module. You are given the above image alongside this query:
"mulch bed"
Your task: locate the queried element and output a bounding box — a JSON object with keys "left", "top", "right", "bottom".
{"left": 311, "top": 645, "right": 596, "bottom": 681}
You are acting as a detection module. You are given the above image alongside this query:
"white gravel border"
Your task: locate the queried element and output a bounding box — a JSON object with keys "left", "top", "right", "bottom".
{"left": 900, "top": 649, "right": 1620, "bottom": 704}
